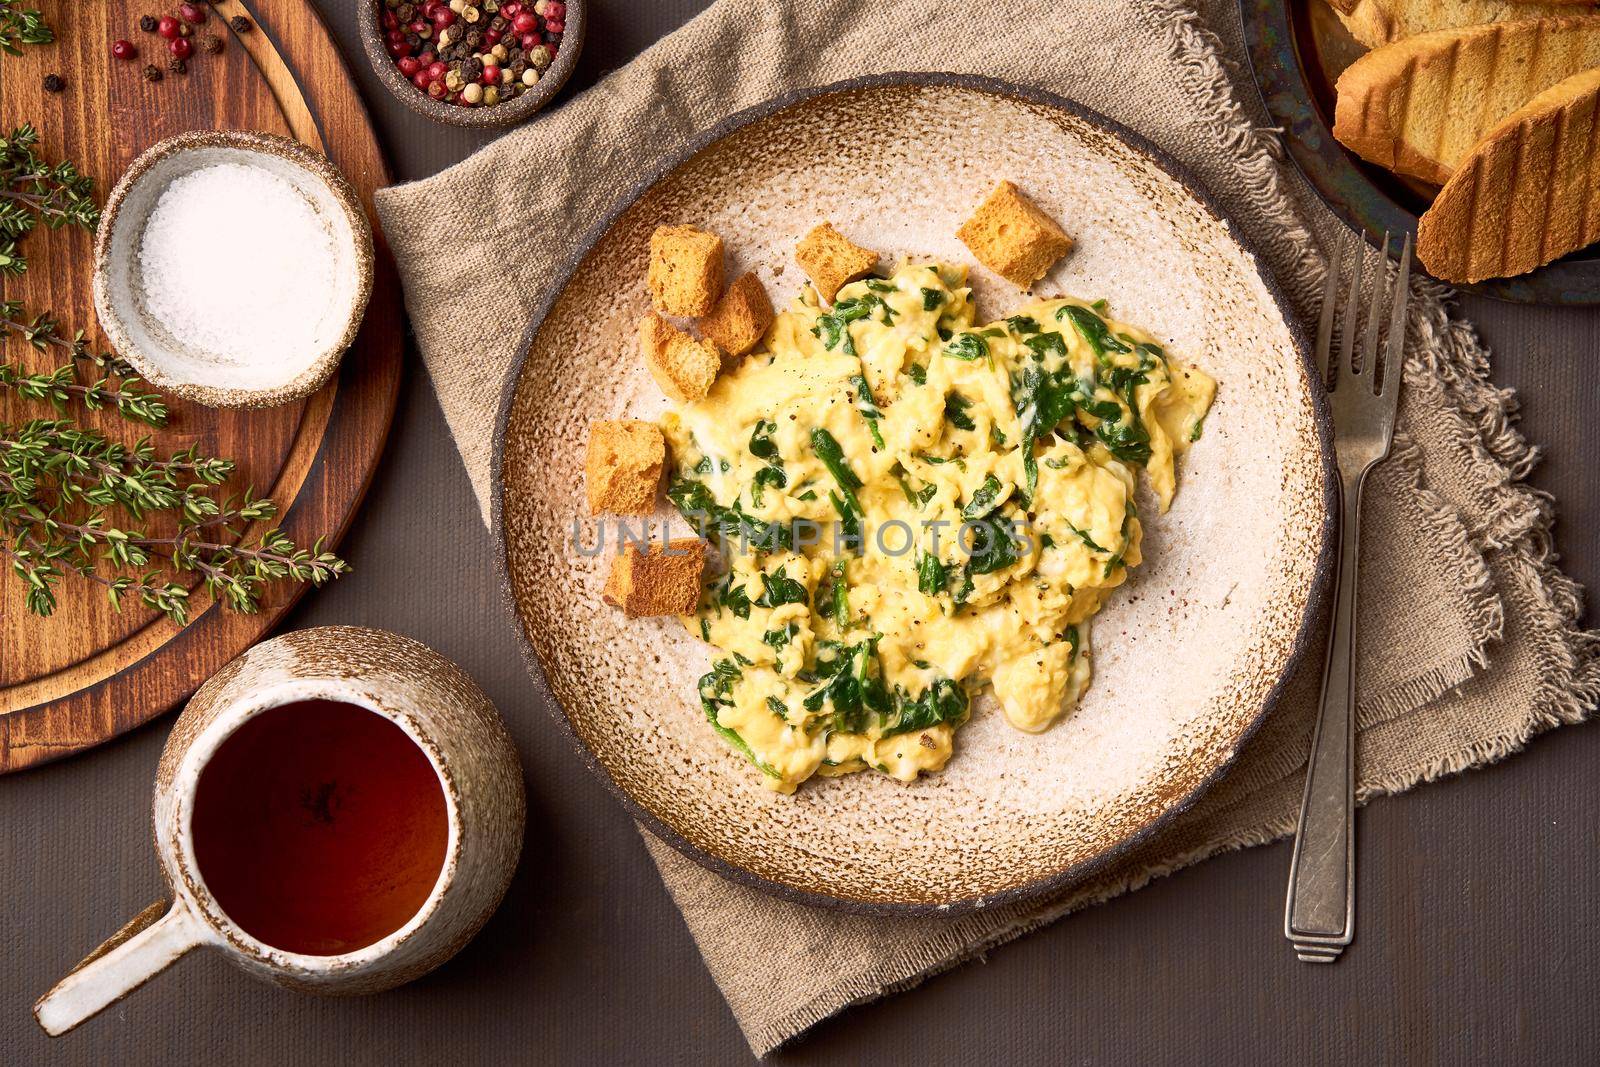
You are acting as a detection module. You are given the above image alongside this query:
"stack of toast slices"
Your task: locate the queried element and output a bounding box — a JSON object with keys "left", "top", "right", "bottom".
{"left": 1325, "top": 0, "right": 1600, "bottom": 283}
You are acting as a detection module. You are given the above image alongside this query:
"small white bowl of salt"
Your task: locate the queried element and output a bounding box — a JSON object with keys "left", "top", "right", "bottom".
{"left": 93, "top": 131, "right": 373, "bottom": 408}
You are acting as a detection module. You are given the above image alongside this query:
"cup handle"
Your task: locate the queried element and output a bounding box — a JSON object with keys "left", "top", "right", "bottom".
{"left": 34, "top": 899, "right": 207, "bottom": 1036}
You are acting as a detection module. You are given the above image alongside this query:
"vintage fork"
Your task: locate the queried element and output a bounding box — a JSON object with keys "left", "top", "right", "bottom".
{"left": 1284, "top": 229, "right": 1411, "bottom": 963}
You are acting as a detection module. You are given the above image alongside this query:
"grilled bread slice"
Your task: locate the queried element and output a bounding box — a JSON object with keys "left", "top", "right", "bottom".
{"left": 1333, "top": 15, "right": 1600, "bottom": 184}
{"left": 1327, "top": 0, "right": 1594, "bottom": 50}
{"left": 1418, "top": 66, "right": 1600, "bottom": 282}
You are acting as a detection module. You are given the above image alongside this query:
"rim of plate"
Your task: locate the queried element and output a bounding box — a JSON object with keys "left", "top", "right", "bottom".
{"left": 490, "top": 71, "right": 1339, "bottom": 915}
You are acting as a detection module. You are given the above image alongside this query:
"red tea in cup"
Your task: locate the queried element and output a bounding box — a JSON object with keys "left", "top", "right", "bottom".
{"left": 190, "top": 699, "right": 450, "bottom": 955}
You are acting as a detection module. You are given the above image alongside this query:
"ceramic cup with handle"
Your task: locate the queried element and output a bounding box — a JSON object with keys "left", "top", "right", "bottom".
{"left": 35, "top": 626, "right": 526, "bottom": 1036}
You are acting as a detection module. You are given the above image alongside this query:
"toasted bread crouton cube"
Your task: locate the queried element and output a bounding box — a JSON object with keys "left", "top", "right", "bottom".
{"left": 602, "top": 538, "right": 707, "bottom": 617}
{"left": 639, "top": 313, "right": 720, "bottom": 402}
{"left": 648, "top": 225, "right": 724, "bottom": 316}
{"left": 585, "top": 420, "right": 665, "bottom": 515}
{"left": 699, "top": 272, "right": 774, "bottom": 364}
{"left": 956, "top": 181, "right": 1074, "bottom": 288}
{"left": 796, "top": 222, "right": 878, "bottom": 303}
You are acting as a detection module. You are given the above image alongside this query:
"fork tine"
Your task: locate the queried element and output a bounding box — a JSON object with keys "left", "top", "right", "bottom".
{"left": 1361, "top": 231, "right": 1390, "bottom": 389}
{"left": 1381, "top": 232, "right": 1413, "bottom": 404}
{"left": 1338, "top": 235, "right": 1364, "bottom": 380}
{"left": 1315, "top": 234, "right": 1344, "bottom": 386}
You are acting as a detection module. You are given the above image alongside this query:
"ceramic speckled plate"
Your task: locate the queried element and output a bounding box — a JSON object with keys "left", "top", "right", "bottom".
{"left": 493, "top": 74, "right": 1335, "bottom": 913}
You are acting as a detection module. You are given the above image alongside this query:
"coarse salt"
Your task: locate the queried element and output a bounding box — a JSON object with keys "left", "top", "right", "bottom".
{"left": 137, "top": 162, "right": 340, "bottom": 382}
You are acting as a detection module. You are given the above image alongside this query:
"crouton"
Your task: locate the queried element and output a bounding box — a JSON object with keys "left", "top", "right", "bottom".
{"left": 602, "top": 538, "right": 707, "bottom": 617}
{"left": 956, "top": 180, "right": 1074, "bottom": 288}
{"left": 648, "top": 224, "right": 724, "bottom": 316}
{"left": 585, "top": 420, "right": 665, "bottom": 515}
{"left": 699, "top": 272, "right": 774, "bottom": 364}
{"left": 639, "top": 313, "right": 720, "bottom": 402}
{"left": 795, "top": 222, "right": 878, "bottom": 303}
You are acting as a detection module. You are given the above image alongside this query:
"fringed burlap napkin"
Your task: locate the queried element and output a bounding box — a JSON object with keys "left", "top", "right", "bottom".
{"left": 375, "top": 0, "right": 1599, "bottom": 1054}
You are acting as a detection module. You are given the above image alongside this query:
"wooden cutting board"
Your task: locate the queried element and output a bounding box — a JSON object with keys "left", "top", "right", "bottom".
{"left": 0, "top": 0, "right": 403, "bottom": 771}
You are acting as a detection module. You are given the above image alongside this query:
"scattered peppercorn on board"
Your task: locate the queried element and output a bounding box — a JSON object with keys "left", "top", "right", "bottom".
{"left": 0, "top": 0, "right": 403, "bottom": 772}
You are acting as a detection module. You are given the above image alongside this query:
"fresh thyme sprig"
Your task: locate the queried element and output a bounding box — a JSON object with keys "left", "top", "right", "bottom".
{"left": 2, "top": 301, "right": 139, "bottom": 377}
{"left": 1, "top": 301, "right": 169, "bottom": 425}
{"left": 0, "top": 2, "right": 52, "bottom": 58}
{"left": 1, "top": 418, "right": 350, "bottom": 622}
{"left": 2, "top": 529, "right": 193, "bottom": 621}
{"left": 3, "top": 305, "right": 349, "bottom": 622}
{"left": 1, "top": 124, "right": 99, "bottom": 276}
{"left": 0, "top": 363, "right": 169, "bottom": 425}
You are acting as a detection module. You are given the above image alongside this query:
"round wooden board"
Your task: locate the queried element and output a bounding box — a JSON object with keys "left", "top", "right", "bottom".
{"left": 0, "top": 1, "right": 403, "bottom": 772}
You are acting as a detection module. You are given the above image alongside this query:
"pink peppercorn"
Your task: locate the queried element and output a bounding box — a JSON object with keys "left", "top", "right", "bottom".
{"left": 481, "top": 63, "right": 500, "bottom": 84}
{"left": 483, "top": 28, "right": 501, "bottom": 46}
{"left": 397, "top": 55, "right": 421, "bottom": 76}
{"left": 111, "top": 38, "right": 138, "bottom": 60}
{"left": 427, "top": 79, "right": 446, "bottom": 98}
{"left": 169, "top": 37, "right": 193, "bottom": 59}
{"left": 430, "top": 8, "right": 456, "bottom": 29}
{"left": 519, "top": 31, "right": 538, "bottom": 48}
{"left": 179, "top": 3, "right": 207, "bottom": 24}
{"left": 512, "top": 11, "right": 537, "bottom": 32}
{"left": 545, "top": 19, "right": 564, "bottom": 34}
{"left": 157, "top": 16, "right": 180, "bottom": 39}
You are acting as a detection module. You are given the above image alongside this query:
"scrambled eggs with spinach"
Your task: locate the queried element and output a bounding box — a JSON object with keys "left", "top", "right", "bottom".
{"left": 661, "top": 263, "right": 1214, "bottom": 792}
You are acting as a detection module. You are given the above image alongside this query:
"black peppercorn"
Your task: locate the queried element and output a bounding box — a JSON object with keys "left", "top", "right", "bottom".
{"left": 229, "top": 14, "right": 251, "bottom": 32}
{"left": 41, "top": 73, "right": 65, "bottom": 92}
{"left": 142, "top": 64, "right": 163, "bottom": 82}
{"left": 139, "top": 14, "right": 159, "bottom": 32}
{"left": 168, "top": 56, "right": 187, "bottom": 74}
{"left": 460, "top": 56, "right": 483, "bottom": 82}
{"left": 202, "top": 33, "right": 223, "bottom": 54}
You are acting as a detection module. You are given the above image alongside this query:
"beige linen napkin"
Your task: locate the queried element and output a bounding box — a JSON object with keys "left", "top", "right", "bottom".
{"left": 375, "top": 0, "right": 1599, "bottom": 1054}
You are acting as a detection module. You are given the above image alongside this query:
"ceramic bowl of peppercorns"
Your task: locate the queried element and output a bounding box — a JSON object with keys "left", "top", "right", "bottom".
{"left": 360, "top": 0, "right": 583, "bottom": 127}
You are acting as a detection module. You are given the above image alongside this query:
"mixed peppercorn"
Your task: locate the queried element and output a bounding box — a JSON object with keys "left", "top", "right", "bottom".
{"left": 111, "top": 1, "right": 249, "bottom": 80}
{"left": 380, "top": 0, "right": 564, "bottom": 108}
